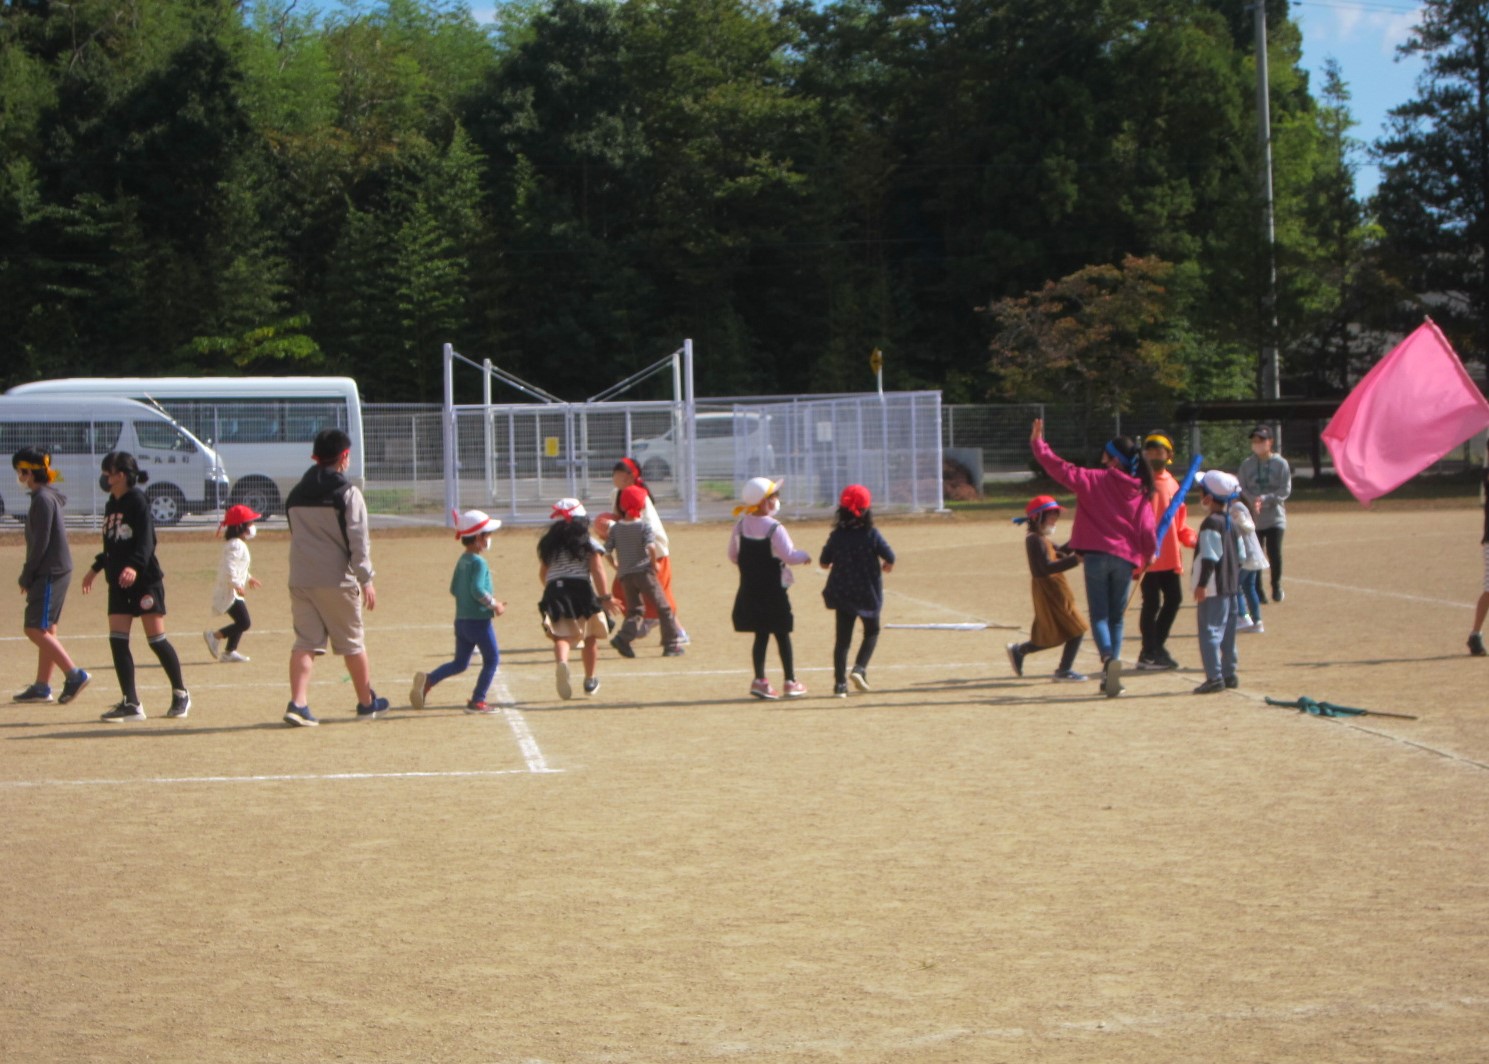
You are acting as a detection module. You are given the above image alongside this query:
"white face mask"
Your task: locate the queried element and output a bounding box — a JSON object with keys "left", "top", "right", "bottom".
{"left": 244, "top": 526, "right": 257, "bottom": 540}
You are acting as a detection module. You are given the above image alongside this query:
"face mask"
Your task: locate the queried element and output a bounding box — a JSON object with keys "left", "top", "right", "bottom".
{"left": 17, "top": 473, "right": 29, "bottom": 489}
{"left": 99, "top": 473, "right": 111, "bottom": 492}
{"left": 244, "top": 526, "right": 257, "bottom": 540}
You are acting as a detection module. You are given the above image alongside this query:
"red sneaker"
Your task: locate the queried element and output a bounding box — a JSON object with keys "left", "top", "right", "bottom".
{"left": 749, "top": 679, "right": 779, "bottom": 700}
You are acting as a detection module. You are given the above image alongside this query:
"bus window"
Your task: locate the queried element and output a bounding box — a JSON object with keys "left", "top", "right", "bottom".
{"left": 135, "top": 421, "right": 196, "bottom": 453}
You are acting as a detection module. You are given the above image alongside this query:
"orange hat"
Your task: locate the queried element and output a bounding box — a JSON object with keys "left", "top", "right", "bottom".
{"left": 1013, "top": 495, "right": 1061, "bottom": 525}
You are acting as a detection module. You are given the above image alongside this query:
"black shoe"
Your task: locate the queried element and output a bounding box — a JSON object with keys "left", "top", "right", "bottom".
{"left": 1005, "top": 643, "right": 1025, "bottom": 677}
{"left": 833, "top": 682, "right": 849, "bottom": 698}
{"left": 165, "top": 690, "right": 191, "bottom": 719}
{"left": 355, "top": 692, "right": 390, "bottom": 720}
{"left": 1224, "top": 675, "right": 1239, "bottom": 689}
{"left": 1469, "top": 633, "right": 1485, "bottom": 657}
{"left": 1272, "top": 587, "right": 1284, "bottom": 603}
{"left": 1135, "top": 653, "right": 1162, "bottom": 671}
{"left": 59, "top": 669, "right": 91, "bottom": 705}
{"left": 101, "top": 700, "right": 145, "bottom": 722}
{"left": 1193, "top": 678, "right": 1225, "bottom": 695}
{"left": 850, "top": 666, "right": 870, "bottom": 691}
{"left": 610, "top": 637, "right": 636, "bottom": 659}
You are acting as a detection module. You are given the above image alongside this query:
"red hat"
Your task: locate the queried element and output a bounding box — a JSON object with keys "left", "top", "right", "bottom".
{"left": 839, "top": 484, "right": 872, "bottom": 516}
{"left": 1013, "top": 495, "right": 1062, "bottom": 525}
{"left": 618, "top": 485, "right": 649, "bottom": 519}
{"left": 218, "top": 504, "right": 262, "bottom": 531}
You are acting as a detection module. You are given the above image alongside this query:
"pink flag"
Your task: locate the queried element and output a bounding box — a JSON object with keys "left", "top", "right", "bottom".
{"left": 1322, "top": 319, "right": 1489, "bottom": 503}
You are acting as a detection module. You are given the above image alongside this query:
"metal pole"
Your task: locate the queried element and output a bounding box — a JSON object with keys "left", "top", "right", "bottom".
{"left": 683, "top": 339, "right": 698, "bottom": 523}
{"left": 1254, "top": 2, "right": 1281, "bottom": 414}
{"left": 442, "top": 343, "right": 457, "bottom": 522}
{"left": 483, "top": 358, "right": 495, "bottom": 504}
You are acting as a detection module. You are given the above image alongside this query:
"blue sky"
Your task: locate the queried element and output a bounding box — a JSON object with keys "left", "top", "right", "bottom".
{"left": 465, "top": 0, "right": 1427, "bottom": 198}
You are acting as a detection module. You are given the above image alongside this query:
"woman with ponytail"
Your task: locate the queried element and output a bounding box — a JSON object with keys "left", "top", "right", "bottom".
{"left": 1029, "top": 420, "right": 1157, "bottom": 697}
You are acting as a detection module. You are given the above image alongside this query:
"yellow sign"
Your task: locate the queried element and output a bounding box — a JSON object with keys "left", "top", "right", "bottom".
{"left": 544, "top": 437, "right": 560, "bottom": 458}
{"left": 869, "top": 348, "right": 884, "bottom": 374}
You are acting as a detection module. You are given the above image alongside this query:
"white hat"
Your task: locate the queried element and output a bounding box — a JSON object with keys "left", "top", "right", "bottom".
{"left": 453, "top": 508, "right": 501, "bottom": 539}
{"left": 1200, "top": 470, "right": 1240, "bottom": 498}
{"left": 740, "top": 476, "right": 783, "bottom": 507}
{"left": 550, "top": 498, "right": 587, "bottom": 521}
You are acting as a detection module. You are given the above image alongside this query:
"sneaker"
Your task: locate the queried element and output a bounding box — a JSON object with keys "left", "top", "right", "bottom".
{"left": 101, "top": 700, "right": 145, "bottom": 722}
{"left": 409, "top": 671, "right": 429, "bottom": 710}
{"left": 850, "top": 666, "right": 870, "bottom": 692}
{"left": 674, "top": 628, "right": 691, "bottom": 646}
{"left": 610, "top": 637, "right": 636, "bottom": 659}
{"left": 1272, "top": 587, "right": 1284, "bottom": 603}
{"left": 1240, "top": 622, "right": 1265, "bottom": 635}
{"left": 555, "top": 661, "right": 573, "bottom": 700}
{"left": 1236, "top": 619, "right": 1257, "bottom": 633}
{"left": 663, "top": 643, "right": 686, "bottom": 657}
{"left": 1155, "top": 650, "right": 1180, "bottom": 670}
{"left": 833, "top": 682, "right": 849, "bottom": 698}
{"left": 1052, "top": 669, "right": 1088, "bottom": 682}
{"left": 1101, "top": 658, "right": 1124, "bottom": 698}
{"left": 13, "top": 683, "right": 54, "bottom": 704}
{"left": 58, "top": 669, "right": 90, "bottom": 704}
{"left": 783, "top": 680, "right": 808, "bottom": 698}
{"left": 464, "top": 700, "right": 496, "bottom": 714}
{"left": 220, "top": 650, "right": 251, "bottom": 663}
{"left": 283, "top": 703, "right": 318, "bottom": 727}
{"left": 1224, "top": 676, "right": 1239, "bottom": 689}
{"left": 1193, "top": 678, "right": 1225, "bottom": 695}
{"left": 165, "top": 690, "right": 191, "bottom": 719}
{"left": 1134, "top": 653, "right": 1162, "bottom": 671}
{"left": 583, "top": 676, "right": 600, "bottom": 696}
{"left": 1006, "top": 642, "right": 1025, "bottom": 678}
{"left": 1470, "top": 633, "right": 1487, "bottom": 657}
{"left": 355, "top": 692, "right": 390, "bottom": 720}
{"left": 203, "top": 630, "right": 221, "bottom": 660}
{"left": 749, "top": 679, "right": 779, "bottom": 700}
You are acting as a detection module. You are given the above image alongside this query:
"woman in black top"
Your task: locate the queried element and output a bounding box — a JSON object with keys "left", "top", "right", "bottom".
{"left": 81, "top": 452, "right": 192, "bottom": 721}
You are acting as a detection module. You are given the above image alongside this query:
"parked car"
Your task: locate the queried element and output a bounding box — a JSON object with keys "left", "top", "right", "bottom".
{"left": 631, "top": 412, "right": 775, "bottom": 481}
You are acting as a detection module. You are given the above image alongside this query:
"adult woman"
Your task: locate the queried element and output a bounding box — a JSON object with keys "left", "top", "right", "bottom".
{"left": 1029, "top": 419, "right": 1157, "bottom": 697}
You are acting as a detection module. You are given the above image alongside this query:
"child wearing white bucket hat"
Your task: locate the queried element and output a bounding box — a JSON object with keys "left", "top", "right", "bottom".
{"left": 411, "top": 509, "right": 506, "bottom": 713}
{"left": 1192, "top": 470, "right": 1242, "bottom": 694}
{"left": 728, "top": 476, "right": 812, "bottom": 699}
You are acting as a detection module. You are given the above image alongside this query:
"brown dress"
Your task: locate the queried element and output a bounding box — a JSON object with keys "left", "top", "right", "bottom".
{"left": 1026, "top": 533, "right": 1088, "bottom": 648}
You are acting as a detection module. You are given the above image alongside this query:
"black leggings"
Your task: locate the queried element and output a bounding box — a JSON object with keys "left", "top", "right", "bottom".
{"left": 216, "top": 600, "right": 252, "bottom": 653}
{"left": 1016, "top": 635, "right": 1082, "bottom": 673}
{"left": 1138, "top": 570, "right": 1183, "bottom": 656}
{"left": 752, "top": 630, "right": 795, "bottom": 682}
{"left": 1257, "top": 527, "right": 1284, "bottom": 595}
{"left": 833, "top": 610, "right": 881, "bottom": 684}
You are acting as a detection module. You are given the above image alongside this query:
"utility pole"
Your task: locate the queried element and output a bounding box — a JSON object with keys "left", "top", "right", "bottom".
{"left": 1254, "top": 1, "right": 1281, "bottom": 407}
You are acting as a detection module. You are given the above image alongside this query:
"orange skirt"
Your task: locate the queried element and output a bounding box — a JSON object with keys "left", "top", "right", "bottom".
{"left": 614, "top": 555, "right": 679, "bottom": 619}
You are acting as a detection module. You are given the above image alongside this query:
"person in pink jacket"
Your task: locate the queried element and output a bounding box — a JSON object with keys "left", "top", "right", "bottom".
{"left": 1030, "top": 419, "right": 1157, "bottom": 697}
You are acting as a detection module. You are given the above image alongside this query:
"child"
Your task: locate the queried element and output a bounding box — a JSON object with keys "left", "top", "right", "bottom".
{"left": 1231, "top": 489, "right": 1270, "bottom": 634}
{"left": 729, "top": 476, "right": 811, "bottom": 699}
{"left": 1136, "top": 431, "right": 1196, "bottom": 671}
{"left": 81, "top": 451, "right": 192, "bottom": 721}
{"left": 1029, "top": 419, "right": 1157, "bottom": 698}
{"left": 1005, "top": 496, "right": 1089, "bottom": 682}
{"left": 605, "top": 485, "right": 685, "bottom": 658}
{"left": 1237, "top": 424, "right": 1290, "bottom": 602}
{"left": 819, "top": 484, "right": 895, "bottom": 697}
{"left": 609, "top": 457, "right": 688, "bottom": 644}
{"left": 1192, "top": 470, "right": 1243, "bottom": 694}
{"left": 11, "top": 448, "right": 89, "bottom": 705}
{"left": 538, "top": 498, "right": 616, "bottom": 699}
{"left": 412, "top": 510, "right": 507, "bottom": 714}
{"left": 1470, "top": 464, "right": 1489, "bottom": 656}
{"left": 204, "top": 504, "right": 263, "bottom": 663}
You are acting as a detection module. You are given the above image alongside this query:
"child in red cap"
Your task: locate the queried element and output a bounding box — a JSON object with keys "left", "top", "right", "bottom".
{"left": 1006, "top": 496, "right": 1089, "bottom": 682}
{"left": 204, "top": 504, "right": 264, "bottom": 663}
{"left": 604, "top": 484, "right": 684, "bottom": 658}
{"left": 819, "top": 484, "right": 895, "bottom": 697}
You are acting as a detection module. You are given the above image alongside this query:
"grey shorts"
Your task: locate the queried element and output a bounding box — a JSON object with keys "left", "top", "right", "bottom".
{"left": 24, "top": 573, "right": 71, "bottom": 630}
{"left": 291, "top": 585, "right": 366, "bottom": 656}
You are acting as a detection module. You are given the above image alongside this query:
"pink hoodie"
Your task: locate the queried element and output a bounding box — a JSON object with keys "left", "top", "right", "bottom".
{"left": 1032, "top": 437, "right": 1157, "bottom": 569}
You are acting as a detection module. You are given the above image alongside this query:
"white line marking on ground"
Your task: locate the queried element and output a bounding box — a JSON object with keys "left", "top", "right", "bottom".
{"left": 1285, "top": 578, "right": 1471, "bottom": 609}
{"left": 0, "top": 769, "right": 538, "bottom": 789}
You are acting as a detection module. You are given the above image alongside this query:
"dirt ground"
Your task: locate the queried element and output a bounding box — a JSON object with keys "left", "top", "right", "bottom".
{"left": 3, "top": 501, "right": 1488, "bottom": 1063}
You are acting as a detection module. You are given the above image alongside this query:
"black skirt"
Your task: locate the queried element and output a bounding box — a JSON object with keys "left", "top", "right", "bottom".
{"left": 731, "top": 531, "right": 793, "bottom": 633}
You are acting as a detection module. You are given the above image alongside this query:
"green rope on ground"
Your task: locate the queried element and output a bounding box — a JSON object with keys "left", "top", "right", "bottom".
{"left": 1263, "top": 696, "right": 1418, "bottom": 721}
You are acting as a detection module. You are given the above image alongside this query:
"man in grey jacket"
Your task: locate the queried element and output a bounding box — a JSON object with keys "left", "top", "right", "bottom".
{"left": 282, "top": 428, "right": 387, "bottom": 726}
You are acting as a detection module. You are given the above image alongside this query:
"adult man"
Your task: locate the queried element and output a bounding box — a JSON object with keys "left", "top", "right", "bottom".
{"left": 283, "top": 428, "right": 387, "bottom": 725}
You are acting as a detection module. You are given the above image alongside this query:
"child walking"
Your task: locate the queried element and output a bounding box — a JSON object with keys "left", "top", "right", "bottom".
{"left": 605, "top": 485, "right": 685, "bottom": 658}
{"left": 1005, "top": 496, "right": 1089, "bottom": 682}
{"left": 81, "top": 451, "right": 192, "bottom": 721}
{"left": 1231, "top": 489, "right": 1270, "bottom": 633}
{"left": 609, "top": 457, "right": 688, "bottom": 645}
{"left": 412, "top": 510, "right": 507, "bottom": 714}
{"left": 729, "top": 476, "right": 811, "bottom": 699}
{"left": 538, "top": 499, "right": 616, "bottom": 699}
{"left": 1192, "top": 471, "right": 1243, "bottom": 694}
{"left": 819, "top": 484, "right": 895, "bottom": 697}
{"left": 204, "top": 504, "right": 262, "bottom": 663}
{"left": 1136, "top": 431, "right": 1196, "bottom": 671}
{"left": 11, "top": 447, "right": 90, "bottom": 705}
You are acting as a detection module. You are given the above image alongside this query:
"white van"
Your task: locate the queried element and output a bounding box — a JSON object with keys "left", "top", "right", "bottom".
{"left": 0, "top": 397, "right": 229, "bottom": 525}
{"left": 6, "top": 377, "right": 363, "bottom": 516}
{"left": 631, "top": 411, "right": 775, "bottom": 482}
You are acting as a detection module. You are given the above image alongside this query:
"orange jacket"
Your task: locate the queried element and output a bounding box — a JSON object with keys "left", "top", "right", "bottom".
{"left": 1149, "top": 467, "right": 1197, "bottom": 573}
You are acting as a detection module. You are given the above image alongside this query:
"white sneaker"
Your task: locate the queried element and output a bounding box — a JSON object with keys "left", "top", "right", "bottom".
{"left": 410, "top": 671, "right": 428, "bottom": 709}
{"left": 220, "top": 650, "right": 250, "bottom": 663}
{"left": 203, "top": 630, "right": 221, "bottom": 660}
{"left": 555, "top": 661, "right": 573, "bottom": 700}
{"left": 1240, "top": 621, "right": 1265, "bottom": 634}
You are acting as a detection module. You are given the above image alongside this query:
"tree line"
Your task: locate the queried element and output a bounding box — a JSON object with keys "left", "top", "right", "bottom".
{"left": 0, "top": 0, "right": 1481, "bottom": 409}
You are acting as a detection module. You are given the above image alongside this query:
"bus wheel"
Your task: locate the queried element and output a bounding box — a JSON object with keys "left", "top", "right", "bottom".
{"left": 232, "top": 477, "right": 281, "bottom": 519}
{"left": 146, "top": 485, "right": 186, "bottom": 526}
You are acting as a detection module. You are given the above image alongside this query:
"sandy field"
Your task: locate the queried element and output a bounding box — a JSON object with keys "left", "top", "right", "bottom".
{"left": 2, "top": 501, "right": 1488, "bottom": 1063}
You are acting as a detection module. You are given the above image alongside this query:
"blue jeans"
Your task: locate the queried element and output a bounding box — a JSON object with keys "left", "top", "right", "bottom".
{"left": 1082, "top": 551, "right": 1136, "bottom": 662}
{"left": 427, "top": 618, "right": 499, "bottom": 701}
{"left": 1239, "top": 569, "right": 1262, "bottom": 623}
{"left": 1196, "top": 594, "right": 1238, "bottom": 682}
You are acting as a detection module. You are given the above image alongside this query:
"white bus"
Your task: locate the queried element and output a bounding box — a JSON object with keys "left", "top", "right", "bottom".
{"left": 6, "top": 377, "right": 363, "bottom": 517}
{"left": 0, "top": 396, "right": 228, "bottom": 525}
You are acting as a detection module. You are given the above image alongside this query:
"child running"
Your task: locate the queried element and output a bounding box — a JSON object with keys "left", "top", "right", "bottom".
{"left": 204, "top": 504, "right": 262, "bottom": 663}
{"left": 11, "top": 447, "right": 90, "bottom": 705}
{"left": 1192, "top": 471, "right": 1243, "bottom": 694}
{"left": 819, "top": 484, "right": 895, "bottom": 697}
{"left": 610, "top": 457, "right": 688, "bottom": 645}
{"left": 538, "top": 498, "right": 616, "bottom": 699}
{"left": 1005, "top": 495, "right": 1089, "bottom": 682}
{"left": 605, "top": 485, "right": 685, "bottom": 658}
{"left": 1029, "top": 419, "right": 1156, "bottom": 698}
{"left": 729, "top": 476, "right": 811, "bottom": 700}
{"left": 81, "top": 451, "right": 192, "bottom": 721}
{"left": 412, "top": 510, "right": 507, "bottom": 714}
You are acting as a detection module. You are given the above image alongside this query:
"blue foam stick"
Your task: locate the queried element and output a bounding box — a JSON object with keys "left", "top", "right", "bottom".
{"left": 1153, "top": 453, "right": 1204, "bottom": 560}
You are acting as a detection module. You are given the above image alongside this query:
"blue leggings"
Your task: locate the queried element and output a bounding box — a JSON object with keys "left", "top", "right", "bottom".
{"left": 427, "top": 619, "right": 499, "bottom": 702}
